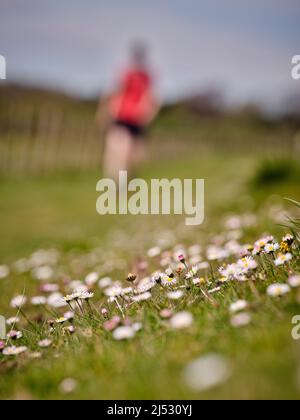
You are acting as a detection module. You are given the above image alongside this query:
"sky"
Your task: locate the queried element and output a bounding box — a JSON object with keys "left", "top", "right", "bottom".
{"left": 0, "top": 0, "right": 299, "bottom": 111}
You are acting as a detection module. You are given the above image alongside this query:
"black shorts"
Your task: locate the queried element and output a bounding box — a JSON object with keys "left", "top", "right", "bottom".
{"left": 114, "top": 120, "right": 145, "bottom": 139}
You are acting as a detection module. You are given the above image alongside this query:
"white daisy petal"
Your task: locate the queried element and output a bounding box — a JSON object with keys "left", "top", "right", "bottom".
{"left": 169, "top": 311, "right": 193, "bottom": 329}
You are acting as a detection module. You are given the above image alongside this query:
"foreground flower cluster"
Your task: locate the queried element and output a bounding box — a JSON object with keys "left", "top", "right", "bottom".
{"left": 0, "top": 210, "right": 299, "bottom": 392}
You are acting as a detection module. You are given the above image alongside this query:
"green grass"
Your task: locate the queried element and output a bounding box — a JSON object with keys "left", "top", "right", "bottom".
{"left": 252, "top": 157, "right": 300, "bottom": 186}
{"left": 0, "top": 152, "right": 300, "bottom": 400}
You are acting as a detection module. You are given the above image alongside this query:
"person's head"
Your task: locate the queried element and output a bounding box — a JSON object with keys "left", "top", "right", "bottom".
{"left": 130, "top": 41, "right": 149, "bottom": 68}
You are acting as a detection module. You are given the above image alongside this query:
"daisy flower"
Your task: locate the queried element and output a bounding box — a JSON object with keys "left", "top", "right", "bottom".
{"left": 98, "top": 277, "right": 113, "bottom": 289}
{"left": 69, "top": 281, "right": 87, "bottom": 293}
{"left": 0, "top": 265, "right": 9, "bottom": 279}
{"left": 147, "top": 246, "right": 161, "bottom": 258}
{"left": 29, "top": 249, "right": 59, "bottom": 267}
{"left": 59, "top": 378, "right": 77, "bottom": 394}
{"left": 274, "top": 253, "right": 292, "bottom": 266}
{"left": 166, "top": 290, "right": 184, "bottom": 300}
{"left": 183, "top": 354, "right": 230, "bottom": 392}
{"left": 175, "top": 263, "right": 185, "bottom": 275}
{"left": 226, "top": 230, "right": 242, "bottom": 241}
{"left": 132, "top": 322, "right": 142, "bottom": 332}
{"left": 47, "top": 292, "right": 67, "bottom": 308}
{"left": 267, "top": 283, "right": 291, "bottom": 297}
{"left": 189, "top": 255, "right": 202, "bottom": 266}
{"left": 197, "top": 261, "right": 210, "bottom": 270}
{"left": 219, "top": 264, "right": 239, "bottom": 281}
{"left": 237, "top": 257, "right": 258, "bottom": 273}
{"left": 240, "top": 245, "right": 253, "bottom": 257}
{"left": 64, "top": 325, "right": 76, "bottom": 334}
{"left": 79, "top": 291, "right": 94, "bottom": 300}
{"left": 177, "top": 254, "right": 186, "bottom": 264}
{"left": 225, "top": 216, "right": 242, "bottom": 230}
{"left": 165, "top": 267, "right": 174, "bottom": 277}
{"left": 254, "top": 236, "right": 274, "bottom": 250}
{"left": 185, "top": 265, "right": 199, "bottom": 280}
{"left": 132, "top": 292, "right": 152, "bottom": 302}
{"left": 121, "top": 287, "right": 133, "bottom": 296}
{"left": 104, "top": 285, "right": 123, "bottom": 297}
{"left": 160, "top": 309, "right": 173, "bottom": 319}
{"left": 288, "top": 275, "right": 300, "bottom": 288}
{"left": 0, "top": 341, "right": 5, "bottom": 351}
{"left": 13, "top": 258, "right": 30, "bottom": 273}
{"left": 32, "top": 265, "right": 53, "bottom": 281}
{"left": 207, "top": 246, "right": 229, "bottom": 261}
{"left": 55, "top": 317, "right": 67, "bottom": 324}
{"left": 112, "top": 326, "right": 135, "bottom": 340}
{"left": 6, "top": 317, "right": 20, "bottom": 326}
{"left": 136, "top": 277, "right": 156, "bottom": 293}
{"left": 40, "top": 283, "right": 59, "bottom": 293}
{"left": 2, "top": 346, "right": 27, "bottom": 356}
{"left": 63, "top": 292, "right": 80, "bottom": 303}
{"left": 7, "top": 330, "right": 22, "bottom": 340}
{"left": 31, "top": 296, "right": 47, "bottom": 306}
{"left": 264, "top": 242, "right": 280, "bottom": 254}
{"left": 192, "top": 277, "right": 204, "bottom": 285}
{"left": 100, "top": 307, "right": 108, "bottom": 317}
{"left": 38, "top": 339, "right": 52, "bottom": 348}
{"left": 169, "top": 311, "right": 193, "bottom": 329}
{"left": 230, "top": 313, "right": 251, "bottom": 327}
{"left": 10, "top": 295, "right": 27, "bottom": 309}
{"left": 160, "top": 256, "right": 172, "bottom": 267}
{"left": 161, "top": 274, "right": 177, "bottom": 287}
{"left": 152, "top": 272, "right": 163, "bottom": 284}
{"left": 188, "top": 244, "right": 202, "bottom": 256}
{"left": 224, "top": 240, "right": 244, "bottom": 256}
{"left": 103, "top": 316, "right": 121, "bottom": 332}
{"left": 229, "top": 300, "right": 248, "bottom": 313}
{"left": 173, "top": 247, "right": 185, "bottom": 260}
{"left": 252, "top": 246, "right": 262, "bottom": 256}
{"left": 137, "top": 259, "right": 148, "bottom": 271}
{"left": 85, "top": 272, "right": 99, "bottom": 286}
{"left": 63, "top": 311, "right": 75, "bottom": 321}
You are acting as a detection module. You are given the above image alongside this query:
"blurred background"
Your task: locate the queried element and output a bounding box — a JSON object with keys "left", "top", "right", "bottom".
{"left": 0, "top": 0, "right": 299, "bottom": 256}
{"left": 0, "top": 0, "right": 300, "bottom": 176}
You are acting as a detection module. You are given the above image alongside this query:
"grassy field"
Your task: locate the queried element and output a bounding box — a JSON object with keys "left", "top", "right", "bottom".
{"left": 0, "top": 149, "right": 300, "bottom": 400}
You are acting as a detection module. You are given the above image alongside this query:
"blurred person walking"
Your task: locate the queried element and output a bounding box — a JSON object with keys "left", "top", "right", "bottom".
{"left": 97, "top": 42, "right": 158, "bottom": 184}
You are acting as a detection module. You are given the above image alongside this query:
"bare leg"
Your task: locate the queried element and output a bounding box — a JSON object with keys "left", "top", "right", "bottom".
{"left": 129, "top": 138, "right": 147, "bottom": 175}
{"left": 103, "top": 126, "right": 134, "bottom": 183}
